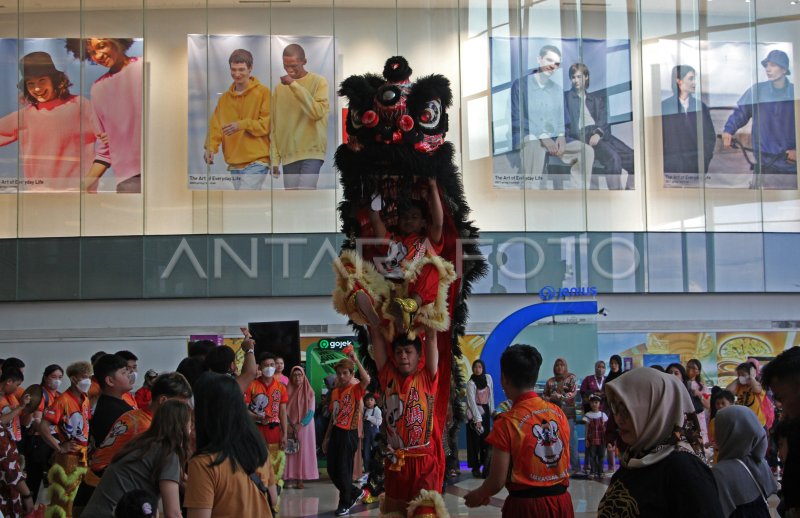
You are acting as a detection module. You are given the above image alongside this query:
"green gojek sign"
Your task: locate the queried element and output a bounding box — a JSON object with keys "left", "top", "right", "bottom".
{"left": 306, "top": 337, "right": 361, "bottom": 401}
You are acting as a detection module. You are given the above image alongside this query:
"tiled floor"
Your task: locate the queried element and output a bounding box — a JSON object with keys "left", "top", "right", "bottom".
{"left": 278, "top": 472, "right": 611, "bottom": 517}
{"left": 278, "top": 470, "right": 783, "bottom": 517}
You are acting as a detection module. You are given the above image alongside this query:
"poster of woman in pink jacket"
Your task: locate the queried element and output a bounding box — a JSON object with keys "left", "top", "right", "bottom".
{"left": 66, "top": 38, "right": 143, "bottom": 193}
{"left": 0, "top": 51, "right": 95, "bottom": 192}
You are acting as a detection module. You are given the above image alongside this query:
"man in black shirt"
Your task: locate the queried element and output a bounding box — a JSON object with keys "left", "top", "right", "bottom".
{"left": 74, "top": 353, "right": 134, "bottom": 510}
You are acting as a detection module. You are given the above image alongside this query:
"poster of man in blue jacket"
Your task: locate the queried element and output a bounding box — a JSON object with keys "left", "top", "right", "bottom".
{"left": 722, "top": 49, "right": 796, "bottom": 189}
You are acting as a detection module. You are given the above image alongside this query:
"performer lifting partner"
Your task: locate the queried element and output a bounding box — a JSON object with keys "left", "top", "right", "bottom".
{"left": 369, "top": 326, "right": 448, "bottom": 517}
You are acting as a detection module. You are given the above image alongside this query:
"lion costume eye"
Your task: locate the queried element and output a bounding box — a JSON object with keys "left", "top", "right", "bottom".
{"left": 418, "top": 100, "right": 441, "bottom": 129}
{"left": 350, "top": 109, "right": 363, "bottom": 129}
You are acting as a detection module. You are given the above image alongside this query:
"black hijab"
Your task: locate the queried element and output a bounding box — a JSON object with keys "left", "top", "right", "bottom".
{"left": 470, "top": 359, "right": 488, "bottom": 390}
{"left": 606, "top": 354, "right": 624, "bottom": 383}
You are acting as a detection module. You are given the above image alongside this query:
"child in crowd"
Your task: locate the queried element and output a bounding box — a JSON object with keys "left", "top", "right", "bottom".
{"left": 362, "top": 393, "right": 382, "bottom": 476}
{"left": 464, "top": 344, "right": 573, "bottom": 517}
{"left": 708, "top": 388, "right": 735, "bottom": 462}
{"left": 726, "top": 362, "right": 768, "bottom": 427}
{"left": 582, "top": 394, "right": 608, "bottom": 480}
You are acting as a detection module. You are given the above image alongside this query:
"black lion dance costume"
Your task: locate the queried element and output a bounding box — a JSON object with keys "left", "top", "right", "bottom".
{"left": 333, "top": 56, "right": 486, "bottom": 517}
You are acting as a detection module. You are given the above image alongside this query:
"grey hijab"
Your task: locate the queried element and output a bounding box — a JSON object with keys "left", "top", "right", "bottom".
{"left": 712, "top": 405, "right": 778, "bottom": 517}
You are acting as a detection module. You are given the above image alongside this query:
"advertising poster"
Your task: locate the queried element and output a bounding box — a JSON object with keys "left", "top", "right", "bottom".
{"left": 598, "top": 330, "right": 799, "bottom": 386}
{"left": 715, "top": 332, "right": 800, "bottom": 387}
{"left": 187, "top": 34, "right": 336, "bottom": 191}
{"left": 658, "top": 40, "right": 796, "bottom": 189}
{"left": 0, "top": 38, "right": 144, "bottom": 193}
{"left": 490, "top": 37, "right": 634, "bottom": 191}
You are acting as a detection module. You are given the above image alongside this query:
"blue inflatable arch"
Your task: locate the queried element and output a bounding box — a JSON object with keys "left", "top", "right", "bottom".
{"left": 481, "top": 300, "right": 598, "bottom": 405}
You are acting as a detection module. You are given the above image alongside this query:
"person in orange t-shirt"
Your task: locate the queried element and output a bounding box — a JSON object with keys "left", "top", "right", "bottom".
{"left": 39, "top": 361, "right": 93, "bottom": 518}
{"left": 370, "top": 326, "right": 442, "bottom": 517}
{"left": 246, "top": 352, "right": 289, "bottom": 490}
{"left": 86, "top": 372, "right": 193, "bottom": 485}
{"left": 322, "top": 350, "right": 371, "bottom": 516}
{"left": 465, "top": 344, "right": 574, "bottom": 518}
{"left": 0, "top": 369, "right": 31, "bottom": 444}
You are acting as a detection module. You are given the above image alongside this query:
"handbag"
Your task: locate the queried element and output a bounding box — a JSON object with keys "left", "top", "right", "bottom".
{"left": 285, "top": 434, "right": 300, "bottom": 455}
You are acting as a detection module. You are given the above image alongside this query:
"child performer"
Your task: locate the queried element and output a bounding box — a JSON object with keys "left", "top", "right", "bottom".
{"left": 333, "top": 177, "right": 456, "bottom": 340}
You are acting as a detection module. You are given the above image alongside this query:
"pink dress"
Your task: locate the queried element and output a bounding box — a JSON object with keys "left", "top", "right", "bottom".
{"left": 284, "top": 419, "right": 319, "bottom": 480}
{"left": 284, "top": 367, "right": 319, "bottom": 481}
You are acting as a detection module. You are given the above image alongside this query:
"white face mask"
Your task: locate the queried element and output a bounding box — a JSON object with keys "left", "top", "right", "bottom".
{"left": 262, "top": 366, "right": 276, "bottom": 378}
{"left": 129, "top": 371, "right": 138, "bottom": 385}
{"left": 47, "top": 379, "right": 61, "bottom": 391}
{"left": 738, "top": 375, "right": 749, "bottom": 385}
{"left": 76, "top": 378, "right": 92, "bottom": 394}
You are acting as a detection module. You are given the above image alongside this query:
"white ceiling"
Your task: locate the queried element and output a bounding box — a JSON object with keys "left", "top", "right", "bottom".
{"left": 1, "top": 0, "right": 797, "bottom": 17}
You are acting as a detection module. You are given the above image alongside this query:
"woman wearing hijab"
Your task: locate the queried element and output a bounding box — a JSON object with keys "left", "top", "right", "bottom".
{"left": 598, "top": 367, "right": 723, "bottom": 517}
{"left": 466, "top": 359, "right": 494, "bottom": 478}
{"left": 284, "top": 366, "right": 319, "bottom": 489}
{"left": 543, "top": 358, "right": 581, "bottom": 473}
{"left": 712, "top": 405, "right": 777, "bottom": 518}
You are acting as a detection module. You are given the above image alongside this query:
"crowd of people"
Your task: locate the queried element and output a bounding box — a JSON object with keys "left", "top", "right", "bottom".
{"left": 0, "top": 339, "right": 798, "bottom": 518}
{"left": 462, "top": 347, "right": 799, "bottom": 517}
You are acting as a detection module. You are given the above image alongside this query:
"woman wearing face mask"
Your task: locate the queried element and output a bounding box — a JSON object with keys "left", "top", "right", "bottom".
{"left": 24, "top": 364, "right": 64, "bottom": 502}
{"left": 38, "top": 361, "right": 93, "bottom": 518}
{"left": 726, "top": 362, "right": 768, "bottom": 428}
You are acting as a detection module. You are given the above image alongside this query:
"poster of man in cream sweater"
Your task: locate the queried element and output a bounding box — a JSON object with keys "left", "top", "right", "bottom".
{"left": 187, "top": 35, "right": 335, "bottom": 190}
{"left": 271, "top": 42, "right": 331, "bottom": 190}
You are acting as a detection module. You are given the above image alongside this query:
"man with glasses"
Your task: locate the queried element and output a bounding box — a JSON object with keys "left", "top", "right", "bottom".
{"left": 511, "top": 44, "right": 594, "bottom": 189}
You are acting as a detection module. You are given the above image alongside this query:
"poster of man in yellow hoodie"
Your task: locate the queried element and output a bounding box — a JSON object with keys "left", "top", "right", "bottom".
{"left": 204, "top": 48, "right": 272, "bottom": 190}
{"left": 188, "top": 35, "right": 336, "bottom": 191}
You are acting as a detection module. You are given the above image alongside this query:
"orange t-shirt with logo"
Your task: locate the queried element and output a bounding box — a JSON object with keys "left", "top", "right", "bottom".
{"left": 44, "top": 390, "right": 91, "bottom": 452}
{"left": 90, "top": 407, "right": 153, "bottom": 473}
{"left": 246, "top": 377, "right": 287, "bottom": 426}
{"left": 0, "top": 393, "right": 22, "bottom": 442}
{"left": 486, "top": 391, "right": 570, "bottom": 490}
{"left": 379, "top": 365, "right": 437, "bottom": 450}
{"left": 35, "top": 386, "right": 61, "bottom": 436}
{"left": 330, "top": 383, "right": 366, "bottom": 431}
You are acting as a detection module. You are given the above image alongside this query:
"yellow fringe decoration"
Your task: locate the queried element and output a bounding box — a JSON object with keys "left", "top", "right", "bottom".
{"left": 333, "top": 249, "right": 457, "bottom": 341}
{"left": 406, "top": 489, "right": 450, "bottom": 517}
